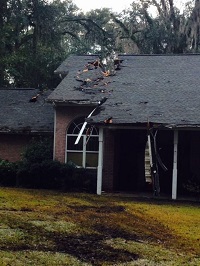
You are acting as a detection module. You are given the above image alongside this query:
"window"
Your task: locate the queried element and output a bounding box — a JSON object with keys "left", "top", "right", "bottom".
{"left": 66, "top": 117, "right": 99, "bottom": 168}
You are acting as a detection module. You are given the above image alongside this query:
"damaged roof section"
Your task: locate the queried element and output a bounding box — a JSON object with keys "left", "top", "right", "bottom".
{"left": 74, "top": 56, "right": 122, "bottom": 95}
{"left": 48, "top": 54, "right": 200, "bottom": 127}
{"left": 47, "top": 54, "right": 123, "bottom": 105}
{"left": 0, "top": 88, "right": 54, "bottom": 134}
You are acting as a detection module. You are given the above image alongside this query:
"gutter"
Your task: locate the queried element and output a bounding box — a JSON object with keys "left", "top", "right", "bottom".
{"left": 0, "top": 129, "right": 53, "bottom": 135}
{"left": 85, "top": 120, "right": 200, "bottom": 130}
{"left": 47, "top": 99, "right": 100, "bottom": 107}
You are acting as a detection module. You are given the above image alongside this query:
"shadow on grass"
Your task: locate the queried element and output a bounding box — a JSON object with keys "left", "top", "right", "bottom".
{"left": 0, "top": 201, "right": 187, "bottom": 265}
{"left": 53, "top": 233, "right": 139, "bottom": 265}
{"left": 0, "top": 214, "right": 139, "bottom": 265}
{"left": 0, "top": 230, "right": 139, "bottom": 265}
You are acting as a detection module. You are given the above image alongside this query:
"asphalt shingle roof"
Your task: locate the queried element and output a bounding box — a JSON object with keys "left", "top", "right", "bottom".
{"left": 48, "top": 54, "right": 200, "bottom": 127}
{"left": 0, "top": 88, "right": 54, "bottom": 133}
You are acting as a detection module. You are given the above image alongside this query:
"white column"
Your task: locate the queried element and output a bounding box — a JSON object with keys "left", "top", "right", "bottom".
{"left": 147, "top": 134, "right": 153, "bottom": 167}
{"left": 97, "top": 128, "right": 104, "bottom": 195}
{"left": 172, "top": 130, "right": 178, "bottom": 200}
{"left": 82, "top": 136, "right": 86, "bottom": 167}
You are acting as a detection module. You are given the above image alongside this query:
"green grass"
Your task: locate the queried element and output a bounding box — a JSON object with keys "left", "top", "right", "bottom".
{"left": 0, "top": 187, "right": 199, "bottom": 265}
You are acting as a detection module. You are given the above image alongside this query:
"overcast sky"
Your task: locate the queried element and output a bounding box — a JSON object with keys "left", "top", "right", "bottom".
{"left": 73, "top": 0, "right": 186, "bottom": 13}
{"left": 73, "top": 0, "right": 134, "bottom": 13}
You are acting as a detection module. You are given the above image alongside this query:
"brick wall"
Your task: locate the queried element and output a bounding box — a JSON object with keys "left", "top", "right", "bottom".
{"left": 0, "top": 134, "right": 34, "bottom": 162}
{"left": 54, "top": 105, "right": 117, "bottom": 192}
{"left": 54, "top": 105, "right": 93, "bottom": 162}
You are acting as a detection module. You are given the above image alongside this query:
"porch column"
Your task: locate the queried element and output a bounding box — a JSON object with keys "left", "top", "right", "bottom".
{"left": 172, "top": 130, "right": 178, "bottom": 200}
{"left": 97, "top": 128, "right": 104, "bottom": 195}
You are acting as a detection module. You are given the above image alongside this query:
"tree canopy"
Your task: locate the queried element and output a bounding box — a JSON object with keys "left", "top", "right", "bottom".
{"left": 0, "top": 0, "right": 78, "bottom": 88}
{"left": 1, "top": 0, "right": 200, "bottom": 88}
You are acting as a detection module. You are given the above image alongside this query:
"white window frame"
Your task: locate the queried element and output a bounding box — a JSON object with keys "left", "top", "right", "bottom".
{"left": 65, "top": 118, "right": 99, "bottom": 169}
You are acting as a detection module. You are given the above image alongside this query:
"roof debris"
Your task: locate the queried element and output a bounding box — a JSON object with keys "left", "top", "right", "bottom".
{"left": 29, "top": 88, "right": 47, "bottom": 103}
{"left": 104, "top": 117, "right": 113, "bottom": 124}
{"left": 74, "top": 96, "right": 108, "bottom": 145}
{"left": 48, "top": 54, "right": 200, "bottom": 127}
{"left": 29, "top": 93, "right": 40, "bottom": 102}
{"left": 74, "top": 53, "right": 123, "bottom": 96}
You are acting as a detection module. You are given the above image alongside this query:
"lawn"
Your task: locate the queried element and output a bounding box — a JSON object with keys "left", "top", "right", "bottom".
{"left": 0, "top": 188, "right": 199, "bottom": 265}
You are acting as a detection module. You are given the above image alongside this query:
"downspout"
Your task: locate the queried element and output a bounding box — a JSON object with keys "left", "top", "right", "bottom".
{"left": 172, "top": 130, "right": 178, "bottom": 200}
{"left": 97, "top": 127, "right": 104, "bottom": 195}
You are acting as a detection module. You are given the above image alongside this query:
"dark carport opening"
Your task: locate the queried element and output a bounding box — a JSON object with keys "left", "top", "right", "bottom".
{"left": 113, "top": 129, "right": 174, "bottom": 195}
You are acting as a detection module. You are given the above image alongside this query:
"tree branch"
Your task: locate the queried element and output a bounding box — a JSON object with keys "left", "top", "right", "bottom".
{"left": 63, "top": 17, "right": 109, "bottom": 38}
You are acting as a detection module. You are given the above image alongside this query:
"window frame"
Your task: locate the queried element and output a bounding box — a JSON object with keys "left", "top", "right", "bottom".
{"left": 65, "top": 118, "right": 99, "bottom": 169}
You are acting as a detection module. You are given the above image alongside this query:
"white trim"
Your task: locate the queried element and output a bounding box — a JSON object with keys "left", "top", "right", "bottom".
{"left": 83, "top": 136, "right": 86, "bottom": 167}
{"left": 97, "top": 128, "right": 104, "bottom": 195}
{"left": 172, "top": 130, "right": 178, "bottom": 200}
{"left": 147, "top": 134, "right": 153, "bottom": 167}
{"left": 65, "top": 131, "right": 68, "bottom": 163}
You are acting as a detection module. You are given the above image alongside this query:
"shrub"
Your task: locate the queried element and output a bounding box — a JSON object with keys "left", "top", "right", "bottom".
{"left": 22, "top": 138, "right": 53, "bottom": 164}
{"left": 61, "top": 168, "right": 97, "bottom": 193}
{"left": 16, "top": 138, "right": 58, "bottom": 188}
{"left": 17, "top": 160, "right": 73, "bottom": 189}
{"left": 0, "top": 159, "right": 17, "bottom": 186}
{"left": 183, "top": 179, "right": 200, "bottom": 197}
{"left": 1, "top": 138, "right": 97, "bottom": 193}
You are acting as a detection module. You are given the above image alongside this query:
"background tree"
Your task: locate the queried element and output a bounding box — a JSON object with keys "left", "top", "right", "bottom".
{"left": 61, "top": 8, "right": 117, "bottom": 54}
{"left": 112, "top": 0, "right": 200, "bottom": 54}
{"left": 1, "top": 0, "right": 200, "bottom": 88}
{"left": 0, "top": 0, "right": 79, "bottom": 88}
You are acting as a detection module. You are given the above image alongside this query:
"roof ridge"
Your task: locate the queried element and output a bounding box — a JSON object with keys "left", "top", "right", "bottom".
{"left": 118, "top": 53, "right": 200, "bottom": 56}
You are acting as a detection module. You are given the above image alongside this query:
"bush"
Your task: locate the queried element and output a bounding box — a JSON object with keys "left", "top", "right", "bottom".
{"left": 61, "top": 168, "right": 97, "bottom": 193}
{"left": 183, "top": 179, "right": 200, "bottom": 197}
{"left": 22, "top": 138, "right": 53, "bottom": 163}
{"left": 17, "top": 160, "right": 74, "bottom": 189}
{"left": 0, "top": 138, "right": 97, "bottom": 193}
{"left": 0, "top": 160, "right": 17, "bottom": 186}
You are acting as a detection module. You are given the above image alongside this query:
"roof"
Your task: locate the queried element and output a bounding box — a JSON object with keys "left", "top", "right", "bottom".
{"left": 0, "top": 88, "right": 54, "bottom": 133}
{"left": 48, "top": 54, "right": 200, "bottom": 127}
{"left": 48, "top": 54, "right": 105, "bottom": 104}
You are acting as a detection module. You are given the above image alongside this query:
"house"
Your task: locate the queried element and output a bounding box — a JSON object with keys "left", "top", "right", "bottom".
{"left": 1, "top": 55, "right": 200, "bottom": 200}
{"left": 47, "top": 54, "right": 200, "bottom": 200}
{"left": 0, "top": 88, "right": 54, "bottom": 162}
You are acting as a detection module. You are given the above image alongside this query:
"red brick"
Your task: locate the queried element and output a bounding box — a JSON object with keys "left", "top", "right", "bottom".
{"left": 54, "top": 106, "right": 93, "bottom": 162}
{"left": 0, "top": 134, "right": 34, "bottom": 162}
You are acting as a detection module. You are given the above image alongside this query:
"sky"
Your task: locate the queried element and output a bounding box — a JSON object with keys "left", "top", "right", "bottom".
{"left": 73, "top": 0, "right": 186, "bottom": 13}
{"left": 73, "top": 0, "right": 134, "bottom": 13}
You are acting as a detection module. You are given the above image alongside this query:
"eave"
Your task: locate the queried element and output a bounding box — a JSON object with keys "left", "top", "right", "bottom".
{"left": 0, "top": 128, "right": 53, "bottom": 135}
{"left": 86, "top": 120, "right": 200, "bottom": 131}
{"left": 49, "top": 99, "right": 100, "bottom": 107}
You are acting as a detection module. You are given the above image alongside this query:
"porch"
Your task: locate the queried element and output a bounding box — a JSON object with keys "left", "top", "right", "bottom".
{"left": 97, "top": 127, "right": 200, "bottom": 200}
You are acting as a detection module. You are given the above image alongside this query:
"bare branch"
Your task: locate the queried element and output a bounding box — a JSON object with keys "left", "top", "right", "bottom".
{"left": 160, "top": 0, "right": 168, "bottom": 18}
{"left": 63, "top": 18, "right": 109, "bottom": 38}
{"left": 151, "top": 0, "right": 162, "bottom": 16}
